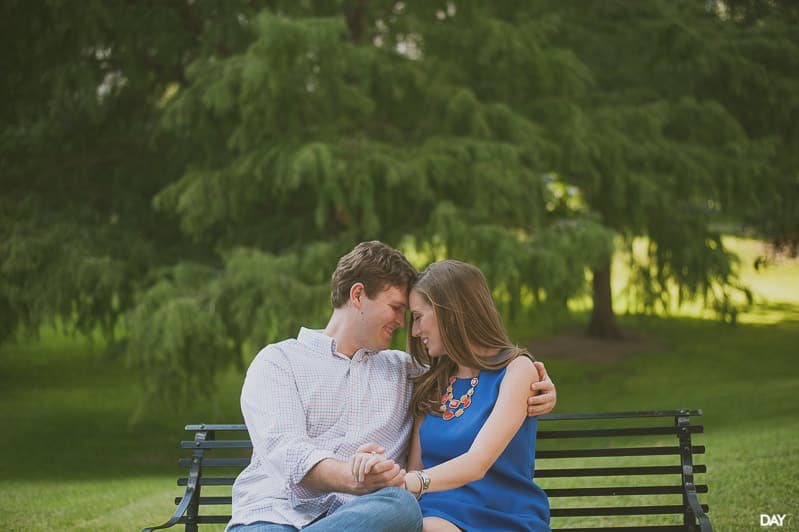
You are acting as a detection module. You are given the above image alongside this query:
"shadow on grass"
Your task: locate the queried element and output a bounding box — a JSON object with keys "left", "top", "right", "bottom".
{"left": 0, "top": 336, "right": 244, "bottom": 482}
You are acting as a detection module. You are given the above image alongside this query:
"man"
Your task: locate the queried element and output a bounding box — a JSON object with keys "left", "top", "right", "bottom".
{"left": 227, "top": 241, "right": 557, "bottom": 532}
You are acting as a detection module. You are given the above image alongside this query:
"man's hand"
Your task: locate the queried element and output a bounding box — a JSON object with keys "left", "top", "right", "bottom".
{"left": 301, "top": 443, "right": 404, "bottom": 496}
{"left": 348, "top": 442, "right": 406, "bottom": 494}
{"left": 527, "top": 361, "right": 557, "bottom": 417}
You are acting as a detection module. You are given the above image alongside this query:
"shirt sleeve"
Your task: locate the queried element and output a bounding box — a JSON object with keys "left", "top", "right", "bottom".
{"left": 240, "top": 346, "right": 337, "bottom": 513}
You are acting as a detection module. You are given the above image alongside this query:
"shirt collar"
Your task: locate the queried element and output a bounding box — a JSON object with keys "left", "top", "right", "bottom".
{"left": 297, "top": 327, "right": 338, "bottom": 357}
{"left": 297, "top": 327, "right": 377, "bottom": 360}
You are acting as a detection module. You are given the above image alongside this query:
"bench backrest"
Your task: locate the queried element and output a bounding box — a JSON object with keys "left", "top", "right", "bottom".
{"left": 144, "top": 409, "right": 711, "bottom": 532}
{"left": 535, "top": 410, "right": 711, "bottom": 531}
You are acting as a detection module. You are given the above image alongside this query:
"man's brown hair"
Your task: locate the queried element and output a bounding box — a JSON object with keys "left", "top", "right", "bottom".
{"left": 330, "top": 241, "right": 417, "bottom": 308}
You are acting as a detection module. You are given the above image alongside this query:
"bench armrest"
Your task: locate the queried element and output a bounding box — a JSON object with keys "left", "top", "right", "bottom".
{"left": 142, "top": 460, "right": 200, "bottom": 532}
{"left": 685, "top": 483, "right": 713, "bottom": 532}
{"left": 143, "top": 436, "right": 206, "bottom": 532}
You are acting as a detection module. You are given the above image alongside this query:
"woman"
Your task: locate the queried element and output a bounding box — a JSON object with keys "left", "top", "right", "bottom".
{"left": 358, "top": 260, "right": 550, "bottom": 531}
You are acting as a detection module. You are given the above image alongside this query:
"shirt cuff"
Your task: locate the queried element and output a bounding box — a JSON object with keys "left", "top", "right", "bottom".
{"left": 286, "top": 447, "right": 337, "bottom": 510}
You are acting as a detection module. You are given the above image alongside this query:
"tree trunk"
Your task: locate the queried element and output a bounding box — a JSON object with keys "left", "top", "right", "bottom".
{"left": 587, "top": 260, "right": 623, "bottom": 339}
{"left": 345, "top": 0, "right": 368, "bottom": 44}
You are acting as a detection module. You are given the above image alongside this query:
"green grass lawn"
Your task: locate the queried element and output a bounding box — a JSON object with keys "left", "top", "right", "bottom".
{"left": 0, "top": 335, "right": 244, "bottom": 531}
{"left": 1, "top": 238, "right": 797, "bottom": 531}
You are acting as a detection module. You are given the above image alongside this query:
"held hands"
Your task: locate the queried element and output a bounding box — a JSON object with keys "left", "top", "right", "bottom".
{"left": 527, "top": 361, "right": 557, "bottom": 417}
{"left": 350, "top": 448, "right": 386, "bottom": 483}
{"left": 348, "top": 442, "right": 405, "bottom": 494}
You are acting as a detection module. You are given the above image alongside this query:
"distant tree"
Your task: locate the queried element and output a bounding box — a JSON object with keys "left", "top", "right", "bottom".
{"left": 533, "top": 0, "right": 785, "bottom": 336}
{"left": 706, "top": 0, "right": 799, "bottom": 258}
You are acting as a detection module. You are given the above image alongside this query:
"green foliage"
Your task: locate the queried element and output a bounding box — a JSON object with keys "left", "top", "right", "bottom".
{"left": 126, "top": 246, "right": 334, "bottom": 405}
{"left": 211, "top": 246, "right": 332, "bottom": 354}
{"left": 425, "top": 202, "right": 615, "bottom": 317}
{"left": 0, "top": 207, "right": 151, "bottom": 343}
{"left": 0, "top": 0, "right": 261, "bottom": 343}
{"left": 3, "top": 0, "right": 797, "bottom": 397}
{"left": 126, "top": 263, "right": 230, "bottom": 410}
{"left": 710, "top": 1, "right": 799, "bottom": 255}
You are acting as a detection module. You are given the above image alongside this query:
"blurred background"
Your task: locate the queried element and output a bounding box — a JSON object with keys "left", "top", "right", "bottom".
{"left": 1, "top": 1, "right": 797, "bottom": 530}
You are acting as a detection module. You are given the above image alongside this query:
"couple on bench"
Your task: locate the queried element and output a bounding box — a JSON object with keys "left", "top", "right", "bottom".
{"left": 227, "top": 241, "right": 556, "bottom": 532}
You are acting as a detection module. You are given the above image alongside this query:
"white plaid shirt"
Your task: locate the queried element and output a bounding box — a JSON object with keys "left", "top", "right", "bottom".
{"left": 227, "top": 327, "right": 420, "bottom": 529}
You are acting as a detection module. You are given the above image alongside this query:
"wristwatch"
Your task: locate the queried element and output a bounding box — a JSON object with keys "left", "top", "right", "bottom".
{"left": 417, "top": 469, "right": 431, "bottom": 496}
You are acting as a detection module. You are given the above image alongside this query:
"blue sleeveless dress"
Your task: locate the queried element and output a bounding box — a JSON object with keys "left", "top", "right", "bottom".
{"left": 418, "top": 367, "right": 550, "bottom": 531}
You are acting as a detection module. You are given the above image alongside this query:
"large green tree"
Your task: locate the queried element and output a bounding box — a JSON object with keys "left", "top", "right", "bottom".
{"left": 3, "top": 1, "right": 796, "bottom": 403}
{"left": 129, "top": 2, "right": 613, "bottom": 400}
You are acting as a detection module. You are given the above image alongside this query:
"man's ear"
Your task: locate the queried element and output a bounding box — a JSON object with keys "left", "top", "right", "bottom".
{"left": 349, "top": 282, "right": 365, "bottom": 309}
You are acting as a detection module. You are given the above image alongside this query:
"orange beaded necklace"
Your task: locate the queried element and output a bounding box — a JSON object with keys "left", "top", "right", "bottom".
{"left": 439, "top": 374, "right": 479, "bottom": 420}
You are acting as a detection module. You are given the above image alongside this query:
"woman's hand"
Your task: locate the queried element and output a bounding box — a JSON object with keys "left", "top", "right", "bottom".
{"left": 348, "top": 442, "right": 406, "bottom": 493}
{"left": 351, "top": 450, "right": 386, "bottom": 482}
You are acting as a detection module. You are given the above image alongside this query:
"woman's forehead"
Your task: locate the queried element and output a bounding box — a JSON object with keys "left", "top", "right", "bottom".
{"left": 409, "top": 290, "right": 430, "bottom": 309}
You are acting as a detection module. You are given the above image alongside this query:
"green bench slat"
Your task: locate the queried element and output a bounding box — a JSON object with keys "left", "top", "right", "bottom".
{"left": 538, "top": 426, "right": 703, "bottom": 439}
{"left": 178, "top": 477, "right": 236, "bottom": 487}
{"left": 182, "top": 411, "right": 705, "bottom": 431}
{"left": 550, "top": 504, "right": 709, "bottom": 517}
{"left": 536, "top": 446, "right": 705, "bottom": 459}
{"left": 551, "top": 527, "right": 690, "bottom": 532}
{"left": 537, "top": 465, "right": 707, "bottom": 478}
{"left": 175, "top": 496, "right": 232, "bottom": 505}
{"left": 178, "top": 458, "right": 250, "bottom": 467}
{"left": 177, "top": 516, "right": 231, "bottom": 525}
{"left": 180, "top": 440, "right": 253, "bottom": 449}
{"left": 184, "top": 424, "right": 247, "bottom": 431}
{"left": 545, "top": 484, "right": 708, "bottom": 497}
{"left": 540, "top": 410, "right": 702, "bottom": 421}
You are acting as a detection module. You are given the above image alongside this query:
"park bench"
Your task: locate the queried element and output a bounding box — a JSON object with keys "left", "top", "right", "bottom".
{"left": 143, "top": 409, "right": 712, "bottom": 532}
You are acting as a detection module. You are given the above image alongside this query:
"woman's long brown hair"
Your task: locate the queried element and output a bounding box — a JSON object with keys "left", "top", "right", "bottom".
{"left": 408, "top": 260, "right": 533, "bottom": 418}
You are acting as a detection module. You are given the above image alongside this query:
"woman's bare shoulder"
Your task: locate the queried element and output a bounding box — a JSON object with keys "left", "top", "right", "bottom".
{"left": 506, "top": 354, "right": 536, "bottom": 377}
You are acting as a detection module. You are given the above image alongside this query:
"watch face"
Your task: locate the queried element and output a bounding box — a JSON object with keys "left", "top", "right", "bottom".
{"left": 421, "top": 470, "right": 431, "bottom": 489}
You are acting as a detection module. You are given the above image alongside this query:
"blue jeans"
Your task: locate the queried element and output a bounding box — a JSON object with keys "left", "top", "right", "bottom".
{"left": 229, "top": 487, "right": 422, "bottom": 532}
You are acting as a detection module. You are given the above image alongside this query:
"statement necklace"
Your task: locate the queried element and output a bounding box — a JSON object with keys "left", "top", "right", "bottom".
{"left": 439, "top": 374, "right": 479, "bottom": 420}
